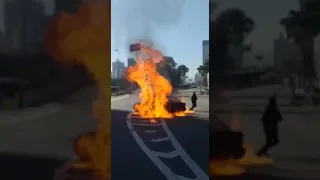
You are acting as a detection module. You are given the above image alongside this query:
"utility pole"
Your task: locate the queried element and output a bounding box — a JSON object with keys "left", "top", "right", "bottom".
{"left": 115, "top": 49, "right": 120, "bottom": 95}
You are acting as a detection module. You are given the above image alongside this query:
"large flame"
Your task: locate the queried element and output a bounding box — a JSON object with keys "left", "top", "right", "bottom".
{"left": 210, "top": 115, "right": 273, "bottom": 176}
{"left": 46, "top": 1, "right": 110, "bottom": 179}
{"left": 126, "top": 43, "right": 191, "bottom": 118}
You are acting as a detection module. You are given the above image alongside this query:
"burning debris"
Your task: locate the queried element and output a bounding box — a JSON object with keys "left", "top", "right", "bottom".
{"left": 209, "top": 115, "right": 273, "bottom": 176}
{"left": 46, "top": 1, "right": 110, "bottom": 179}
{"left": 126, "top": 42, "right": 193, "bottom": 119}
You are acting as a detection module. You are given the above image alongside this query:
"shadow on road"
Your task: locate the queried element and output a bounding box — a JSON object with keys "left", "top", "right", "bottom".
{"left": 0, "top": 152, "right": 66, "bottom": 180}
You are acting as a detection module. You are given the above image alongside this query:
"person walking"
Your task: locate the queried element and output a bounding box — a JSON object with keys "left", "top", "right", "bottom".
{"left": 190, "top": 92, "right": 198, "bottom": 111}
{"left": 257, "top": 95, "right": 283, "bottom": 157}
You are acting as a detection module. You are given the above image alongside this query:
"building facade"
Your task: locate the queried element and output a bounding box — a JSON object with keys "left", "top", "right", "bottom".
{"left": 202, "top": 40, "right": 209, "bottom": 65}
{"left": 194, "top": 73, "right": 203, "bottom": 84}
{"left": 112, "top": 60, "right": 125, "bottom": 79}
{"left": 273, "top": 33, "right": 301, "bottom": 71}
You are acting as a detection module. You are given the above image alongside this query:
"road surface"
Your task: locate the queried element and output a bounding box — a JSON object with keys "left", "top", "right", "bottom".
{"left": 214, "top": 85, "right": 320, "bottom": 179}
{"left": 0, "top": 87, "right": 209, "bottom": 180}
{"left": 112, "top": 89, "right": 209, "bottom": 180}
{"left": 0, "top": 86, "right": 98, "bottom": 180}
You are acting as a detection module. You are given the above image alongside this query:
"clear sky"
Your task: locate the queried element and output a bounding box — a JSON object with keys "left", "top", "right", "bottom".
{"left": 0, "top": 0, "right": 208, "bottom": 79}
{"left": 111, "top": 0, "right": 209, "bottom": 79}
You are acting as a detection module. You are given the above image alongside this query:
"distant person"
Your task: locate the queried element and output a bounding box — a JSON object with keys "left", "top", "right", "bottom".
{"left": 190, "top": 92, "right": 198, "bottom": 111}
{"left": 257, "top": 96, "right": 283, "bottom": 157}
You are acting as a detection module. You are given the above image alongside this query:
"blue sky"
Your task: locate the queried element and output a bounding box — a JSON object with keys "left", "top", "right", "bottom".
{"left": 111, "top": 0, "right": 208, "bottom": 79}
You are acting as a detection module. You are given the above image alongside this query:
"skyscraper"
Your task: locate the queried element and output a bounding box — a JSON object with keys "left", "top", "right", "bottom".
{"left": 202, "top": 40, "right": 209, "bottom": 65}
{"left": 112, "top": 60, "right": 125, "bottom": 79}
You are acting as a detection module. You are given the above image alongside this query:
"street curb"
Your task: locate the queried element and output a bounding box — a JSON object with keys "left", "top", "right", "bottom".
{"left": 111, "top": 94, "right": 130, "bottom": 102}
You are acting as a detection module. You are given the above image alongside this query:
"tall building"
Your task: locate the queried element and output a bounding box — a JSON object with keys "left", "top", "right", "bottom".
{"left": 273, "top": 33, "right": 301, "bottom": 71}
{"left": 4, "top": 0, "right": 52, "bottom": 53}
{"left": 55, "top": 0, "right": 83, "bottom": 14}
{"left": 202, "top": 40, "right": 209, "bottom": 64}
{"left": 112, "top": 60, "right": 125, "bottom": 79}
{"left": 195, "top": 73, "right": 203, "bottom": 84}
{"left": 127, "top": 58, "right": 136, "bottom": 67}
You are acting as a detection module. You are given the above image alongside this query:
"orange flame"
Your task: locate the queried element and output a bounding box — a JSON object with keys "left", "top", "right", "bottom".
{"left": 126, "top": 43, "right": 190, "bottom": 118}
{"left": 46, "top": 1, "right": 110, "bottom": 179}
{"left": 210, "top": 116, "right": 273, "bottom": 176}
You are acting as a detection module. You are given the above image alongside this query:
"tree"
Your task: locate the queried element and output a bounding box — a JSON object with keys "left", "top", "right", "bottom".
{"left": 211, "top": 8, "right": 255, "bottom": 74}
{"left": 177, "top": 64, "right": 189, "bottom": 77}
{"left": 197, "top": 59, "right": 209, "bottom": 85}
{"left": 280, "top": 1, "right": 320, "bottom": 79}
{"left": 158, "top": 56, "right": 180, "bottom": 87}
{"left": 216, "top": 8, "right": 255, "bottom": 46}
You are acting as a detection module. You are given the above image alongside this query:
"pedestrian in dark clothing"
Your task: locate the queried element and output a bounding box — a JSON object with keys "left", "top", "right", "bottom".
{"left": 257, "top": 96, "right": 283, "bottom": 157}
{"left": 190, "top": 92, "right": 198, "bottom": 110}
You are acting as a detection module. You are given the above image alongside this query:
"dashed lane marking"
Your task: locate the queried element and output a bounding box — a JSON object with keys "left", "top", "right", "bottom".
{"left": 145, "top": 130, "right": 157, "bottom": 133}
{"left": 150, "top": 137, "right": 169, "bottom": 142}
{"left": 127, "top": 113, "right": 208, "bottom": 180}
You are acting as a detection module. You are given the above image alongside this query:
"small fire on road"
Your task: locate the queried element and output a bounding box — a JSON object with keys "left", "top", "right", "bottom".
{"left": 126, "top": 42, "right": 193, "bottom": 119}
{"left": 46, "top": 1, "right": 110, "bottom": 179}
{"left": 210, "top": 116, "right": 273, "bottom": 176}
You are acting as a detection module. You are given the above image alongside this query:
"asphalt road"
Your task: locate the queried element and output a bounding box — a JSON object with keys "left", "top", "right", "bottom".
{"left": 111, "top": 89, "right": 209, "bottom": 180}
{"left": 214, "top": 85, "right": 320, "bottom": 180}
{"left": 0, "top": 87, "right": 98, "bottom": 180}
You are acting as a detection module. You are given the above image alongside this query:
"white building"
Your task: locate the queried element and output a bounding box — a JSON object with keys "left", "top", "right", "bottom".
{"left": 112, "top": 60, "right": 125, "bottom": 79}
{"left": 194, "top": 73, "right": 203, "bottom": 84}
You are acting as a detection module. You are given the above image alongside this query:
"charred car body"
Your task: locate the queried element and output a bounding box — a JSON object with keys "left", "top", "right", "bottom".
{"left": 134, "top": 96, "right": 186, "bottom": 114}
{"left": 210, "top": 115, "right": 246, "bottom": 160}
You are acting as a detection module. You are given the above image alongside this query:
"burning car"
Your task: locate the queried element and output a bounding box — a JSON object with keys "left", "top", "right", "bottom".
{"left": 134, "top": 96, "right": 186, "bottom": 114}
{"left": 210, "top": 115, "right": 245, "bottom": 160}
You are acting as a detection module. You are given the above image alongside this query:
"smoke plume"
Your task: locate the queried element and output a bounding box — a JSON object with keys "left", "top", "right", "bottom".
{"left": 112, "top": 0, "right": 186, "bottom": 53}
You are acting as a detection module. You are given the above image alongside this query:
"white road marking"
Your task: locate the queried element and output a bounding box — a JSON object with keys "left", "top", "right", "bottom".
{"left": 127, "top": 113, "right": 208, "bottom": 180}
{"left": 131, "top": 122, "right": 162, "bottom": 127}
{"left": 145, "top": 130, "right": 157, "bottom": 133}
{"left": 160, "top": 120, "right": 208, "bottom": 179}
{"left": 175, "top": 175, "right": 198, "bottom": 180}
{"left": 128, "top": 125, "right": 179, "bottom": 179}
{"left": 152, "top": 150, "right": 179, "bottom": 158}
{"left": 150, "top": 137, "right": 169, "bottom": 142}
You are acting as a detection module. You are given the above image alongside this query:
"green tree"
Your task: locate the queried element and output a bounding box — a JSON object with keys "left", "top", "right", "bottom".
{"left": 177, "top": 64, "right": 189, "bottom": 77}
{"left": 216, "top": 8, "right": 255, "bottom": 46}
{"left": 212, "top": 8, "right": 255, "bottom": 73}
{"left": 280, "top": 1, "right": 320, "bottom": 79}
{"left": 197, "top": 59, "right": 209, "bottom": 85}
{"left": 159, "top": 56, "right": 180, "bottom": 87}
